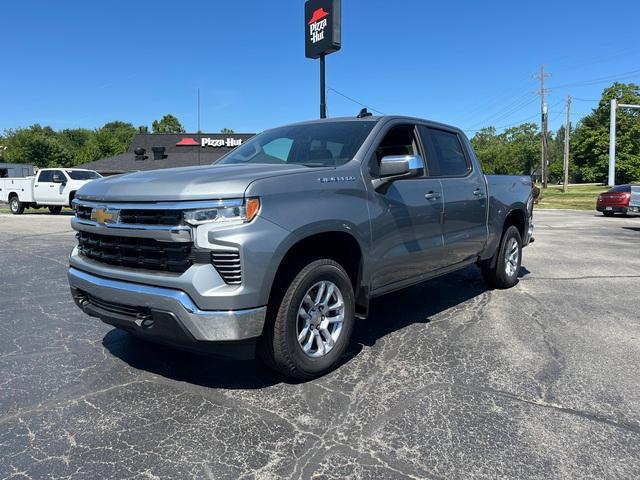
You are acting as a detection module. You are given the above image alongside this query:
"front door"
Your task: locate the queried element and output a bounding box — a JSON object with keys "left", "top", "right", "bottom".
{"left": 49, "top": 170, "right": 69, "bottom": 204}
{"left": 34, "top": 170, "right": 57, "bottom": 203}
{"left": 368, "top": 124, "right": 445, "bottom": 291}
{"left": 419, "top": 126, "right": 487, "bottom": 264}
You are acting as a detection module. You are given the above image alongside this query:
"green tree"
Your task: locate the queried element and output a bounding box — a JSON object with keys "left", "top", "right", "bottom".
{"left": 572, "top": 82, "right": 640, "bottom": 183}
{"left": 2, "top": 124, "right": 72, "bottom": 168}
{"left": 470, "top": 123, "right": 539, "bottom": 176}
{"left": 77, "top": 121, "right": 136, "bottom": 164}
{"left": 152, "top": 114, "right": 185, "bottom": 134}
{"left": 220, "top": 128, "right": 235, "bottom": 134}
{"left": 137, "top": 125, "right": 149, "bottom": 133}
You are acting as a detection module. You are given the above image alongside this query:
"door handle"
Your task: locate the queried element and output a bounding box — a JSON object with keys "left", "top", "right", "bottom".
{"left": 473, "top": 188, "right": 483, "bottom": 196}
{"left": 425, "top": 191, "right": 441, "bottom": 200}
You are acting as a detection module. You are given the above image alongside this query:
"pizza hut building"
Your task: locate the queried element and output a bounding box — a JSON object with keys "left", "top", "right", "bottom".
{"left": 78, "top": 132, "right": 255, "bottom": 176}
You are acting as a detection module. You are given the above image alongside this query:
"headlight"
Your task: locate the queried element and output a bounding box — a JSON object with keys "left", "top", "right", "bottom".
{"left": 183, "top": 198, "right": 260, "bottom": 226}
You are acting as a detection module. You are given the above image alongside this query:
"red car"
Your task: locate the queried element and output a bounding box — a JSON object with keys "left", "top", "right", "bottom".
{"left": 596, "top": 184, "right": 632, "bottom": 217}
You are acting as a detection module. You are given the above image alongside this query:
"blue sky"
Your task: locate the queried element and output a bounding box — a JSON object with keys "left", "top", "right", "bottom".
{"left": 1, "top": 0, "right": 639, "bottom": 135}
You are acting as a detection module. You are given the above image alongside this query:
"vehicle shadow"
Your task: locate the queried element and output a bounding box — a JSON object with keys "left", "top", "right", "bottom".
{"left": 102, "top": 329, "right": 284, "bottom": 389}
{"left": 350, "top": 265, "right": 488, "bottom": 350}
{"left": 622, "top": 227, "right": 640, "bottom": 232}
{"left": 103, "top": 264, "right": 493, "bottom": 388}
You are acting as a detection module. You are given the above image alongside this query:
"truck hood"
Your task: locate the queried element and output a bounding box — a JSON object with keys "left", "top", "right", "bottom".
{"left": 75, "top": 163, "right": 323, "bottom": 202}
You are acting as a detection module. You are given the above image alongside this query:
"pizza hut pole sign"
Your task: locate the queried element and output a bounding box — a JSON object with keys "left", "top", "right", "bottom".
{"left": 304, "top": 0, "right": 341, "bottom": 119}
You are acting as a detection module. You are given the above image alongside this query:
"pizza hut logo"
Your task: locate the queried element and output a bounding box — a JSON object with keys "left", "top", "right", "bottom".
{"left": 308, "top": 7, "right": 329, "bottom": 44}
{"left": 176, "top": 137, "right": 199, "bottom": 146}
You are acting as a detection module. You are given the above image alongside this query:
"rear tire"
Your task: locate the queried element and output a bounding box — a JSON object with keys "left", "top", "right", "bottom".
{"left": 480, "top": 225, "right": 522, "bottom": 289}
{"left": 48, "top": 206, "right": 63, "bottom": 215}
{"left": 9, "top": 196, "right": 24, "bottom": 215}
{"left": 602, "top": 211, "right": 614, "bottom": 217}
{"left": 259, "top": 258, "right": 355, "bottom": 380}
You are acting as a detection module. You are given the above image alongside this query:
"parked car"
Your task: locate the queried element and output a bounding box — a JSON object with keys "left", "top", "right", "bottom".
{"left": 67, "top": 115, "right": 534, "bottom": 379}
{"left": 628, "top": 185, "right": 640, "bottom": 214}
{"left": 0, "top": 168, "right": 101, "bottom": 214}
{"left": 596, "top": 184, "right": 635, "bottom": 217}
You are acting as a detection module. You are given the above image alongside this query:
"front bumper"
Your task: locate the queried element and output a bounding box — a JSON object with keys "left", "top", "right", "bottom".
{"left": 68, "top": 268, "right": 266, "bottom": 358}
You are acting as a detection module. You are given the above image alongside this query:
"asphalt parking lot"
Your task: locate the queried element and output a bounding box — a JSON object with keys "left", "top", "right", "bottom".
{"left": 1, "top": 210, "right": 639, "bottom": 479}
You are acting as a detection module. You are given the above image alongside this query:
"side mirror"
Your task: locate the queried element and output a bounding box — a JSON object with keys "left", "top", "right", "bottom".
{"left": 379, "top": 155, "right": 424, "bottom": 177}
{"left": 374, "top": 155, "right": 424, "bottom": 191}
{"left": 52, "top": 174, "right": 65, "bottom": 184}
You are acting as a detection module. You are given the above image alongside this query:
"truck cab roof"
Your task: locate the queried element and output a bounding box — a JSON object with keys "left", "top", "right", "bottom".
{"left": 281, "top": 115, "right": 466, "bottom": 137}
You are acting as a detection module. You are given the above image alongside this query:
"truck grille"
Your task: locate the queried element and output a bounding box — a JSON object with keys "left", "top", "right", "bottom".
{"left": 75, "top": 205, "right": 182, "bottom": 226}
{"left": 211, "top": 250, "right": 242, "bottom": 285}
{"left": 77, "top": 231, "right": 193, "bottom": 273}
{"left": 75, "top": 205, "right": 92, "bottom": 221}
{"left": 119, "top": 209, "right": 183, "bottom": 225}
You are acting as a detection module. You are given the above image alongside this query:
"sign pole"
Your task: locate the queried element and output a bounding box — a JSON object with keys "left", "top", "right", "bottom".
{"left": 320, "top": 54, "right": 326, "bottom": 118}
{"left": 305, "top": 0, "right": 341, "bottom": 119}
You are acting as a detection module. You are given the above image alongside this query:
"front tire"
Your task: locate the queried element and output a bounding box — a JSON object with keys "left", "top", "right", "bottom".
{"left": 9, "top": 196, "right": 24, "bottom": 215}
{"left": 260, "top": 259, "right": 355, "bottom": 380}
{"left": 48, "top": 206, "right": 63, "bottom": 215}
{"left": 481, "top": 225, "right": 522, "bottom": 289}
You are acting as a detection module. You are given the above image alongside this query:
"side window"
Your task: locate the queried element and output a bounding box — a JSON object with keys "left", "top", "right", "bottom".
{"left": 38, "top": 170, "right": 53, "bottom": 182}
{"left": 371, "top": 125, "right": 424, "bottom": 176}
{"left": 423, "top": 127, "right": 470, "bottom": 177}
{"left": 262, "top": 137, "right": 293, "bottom": 162}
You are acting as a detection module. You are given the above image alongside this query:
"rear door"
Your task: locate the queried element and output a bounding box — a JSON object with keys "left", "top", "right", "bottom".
{"left": 367, "top": 123, "right": 446, "bottom": 290}
{"left": 419, "top": 126, "right": 487, "bottom": 265}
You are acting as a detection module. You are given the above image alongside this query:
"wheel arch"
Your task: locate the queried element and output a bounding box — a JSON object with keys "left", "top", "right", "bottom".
{"left": 269, "top": 230, "right": 368, "bottom": 318}
{"left": 503, "top": 207, "right": 527, "bottom": 240}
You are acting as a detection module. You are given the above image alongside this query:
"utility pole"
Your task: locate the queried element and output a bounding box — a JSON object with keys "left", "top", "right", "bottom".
{"left": 563, "top": 95, "right": 571, "bottom": 193}
{"left": 534, "top": 65, "right": 551, "bottom": 188}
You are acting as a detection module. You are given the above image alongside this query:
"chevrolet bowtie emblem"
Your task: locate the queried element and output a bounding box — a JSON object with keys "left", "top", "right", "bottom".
{"left": 90, "top": 207, "right": 119, "bottom": 224}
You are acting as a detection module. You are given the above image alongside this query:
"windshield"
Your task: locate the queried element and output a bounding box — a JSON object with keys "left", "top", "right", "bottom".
{"left": 216, "top": 121, "right": 376, "bottom": 167}
{"left": 66, "top": 170, "right": 101, "bottom": 180}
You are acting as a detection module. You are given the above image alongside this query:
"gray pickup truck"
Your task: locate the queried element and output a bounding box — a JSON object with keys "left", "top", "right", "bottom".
{"left": 68, "top": 115, "right": 534, "bottom": 379}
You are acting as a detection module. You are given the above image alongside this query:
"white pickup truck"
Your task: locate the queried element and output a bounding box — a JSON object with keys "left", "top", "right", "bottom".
{"left": 629, "top": 185, "right": 640, "bottom": 214}
{"left": 0, "top": 168, "right": 101, "bottom": 214}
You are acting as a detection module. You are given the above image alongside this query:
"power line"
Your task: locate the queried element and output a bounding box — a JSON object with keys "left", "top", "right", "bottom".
{"left": 463, "top": 112, "right": 541, "bottom": 133}
{"left": 466, "top": 94, "right": 537, "bottom": 129}
{"left": 548, "top": 68, "right": 640, "bottom": 90}
{"left": 326, "top": 87, "right": 385, "bottom": 115}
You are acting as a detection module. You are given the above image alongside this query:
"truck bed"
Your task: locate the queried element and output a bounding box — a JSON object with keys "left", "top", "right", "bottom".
{"left": 0, "top": 177, "right": 35, "bottom": 203}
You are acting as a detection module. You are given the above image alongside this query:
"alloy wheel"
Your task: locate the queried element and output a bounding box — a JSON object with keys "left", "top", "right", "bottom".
{"left": 296, "top": 280, "right": 345, "bottom": 358}
{"left": 504, "top": 237, "right": 520, "bottom": 277}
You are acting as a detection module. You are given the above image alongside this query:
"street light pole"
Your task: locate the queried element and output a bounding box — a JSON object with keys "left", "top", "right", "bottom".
{"left": 608, "top": 99, "right": 617, "bottom": 187}
{"left": 609, "top": 101, "right": 640, "bottom": 186}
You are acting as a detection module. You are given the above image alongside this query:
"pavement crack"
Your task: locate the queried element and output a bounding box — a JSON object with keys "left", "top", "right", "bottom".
{"left": 0, "top": 379, "right": 148, "bottom": 426}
